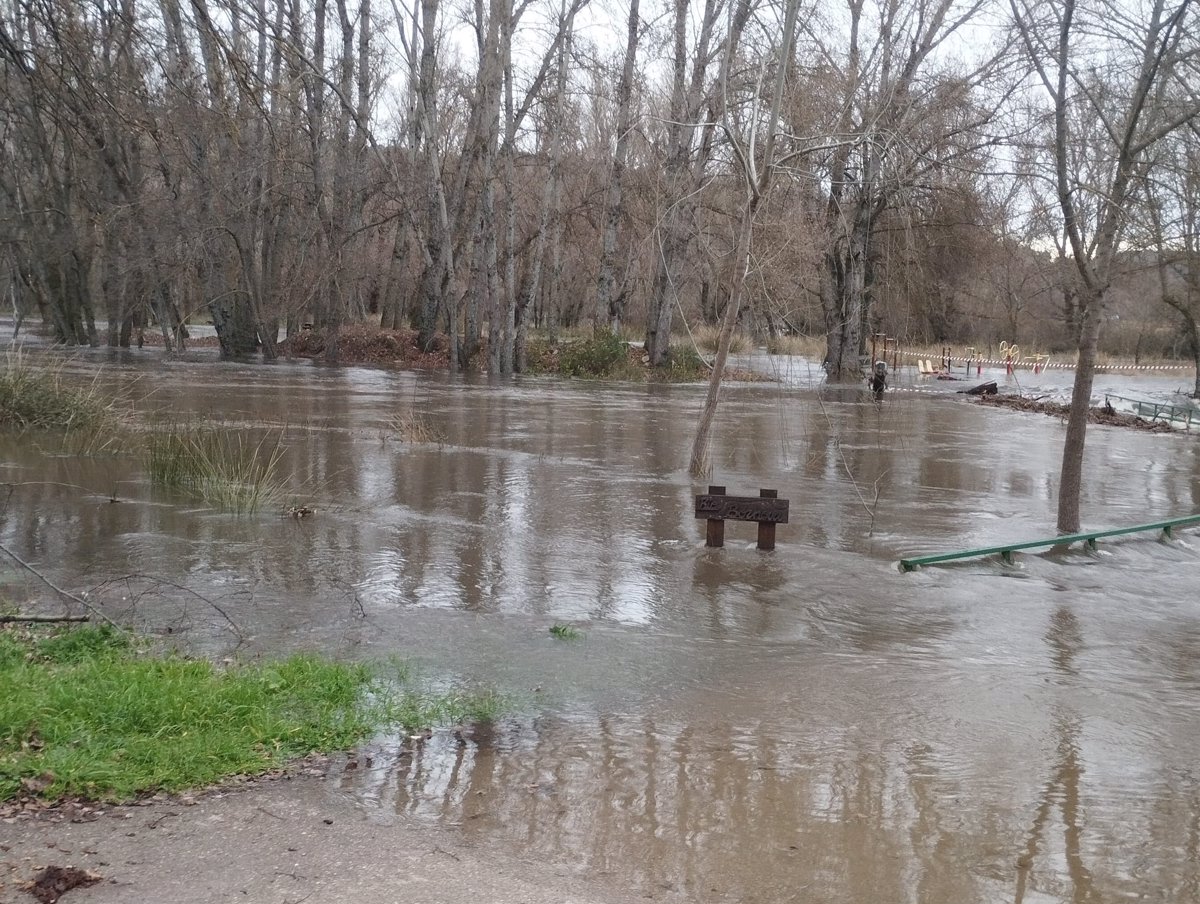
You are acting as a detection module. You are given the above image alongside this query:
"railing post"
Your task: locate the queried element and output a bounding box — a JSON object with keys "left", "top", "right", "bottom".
{"left": 757, "top": 489, "right": 777, "bottom": 551}
{"left": 706, "top": 485, "right": 726, "bottom": 548}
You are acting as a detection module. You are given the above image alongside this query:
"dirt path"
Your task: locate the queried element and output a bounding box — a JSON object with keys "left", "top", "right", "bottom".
{"left": 0, "top": 773, "right": 669, "bottom": 904}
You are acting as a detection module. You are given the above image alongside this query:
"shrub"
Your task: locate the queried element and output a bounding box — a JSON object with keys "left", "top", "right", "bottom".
{"left": 665, "top": 344, "right": 709, "bottom": 380}
{"left": 557, "top": 331, "right": 629, "bottom": 378}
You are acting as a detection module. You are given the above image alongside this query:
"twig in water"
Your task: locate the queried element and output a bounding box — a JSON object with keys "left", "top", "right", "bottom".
{"left": 0, "top": 541, "right": 122, "bottom": 629}
{"left": 815, "top": 393, "right": 888, "bottom": 537}
{"left": 95, "top": 573, "right": 244, "bottom": 641}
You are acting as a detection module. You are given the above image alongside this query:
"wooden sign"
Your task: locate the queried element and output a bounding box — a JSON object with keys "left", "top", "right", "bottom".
{"left": 695, "top": 486, "right": 790, "bottom": 550}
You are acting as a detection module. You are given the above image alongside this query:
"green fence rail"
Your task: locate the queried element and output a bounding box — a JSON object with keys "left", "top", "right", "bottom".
{"left": 1107, "top": 394, "right": 1199, "bottom": 430}
{"left": 899, "top": 514, "right": 1200, "bottom": 572}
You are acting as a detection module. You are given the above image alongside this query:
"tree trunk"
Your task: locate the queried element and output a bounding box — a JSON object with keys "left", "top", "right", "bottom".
{"left": 689, "top": 195, "right": 759, "bottom": 477}
{"left": 646, "top": 0, "right": 722, "bottom": 367}
{"left": 595, "top": 0, "right": 639, "bottom": 333}
{"left": 1056, "top": 290, "right": 1104, "bottom": 533}
{"left": 822, "top": 211, "right": 870, "bottom": 380}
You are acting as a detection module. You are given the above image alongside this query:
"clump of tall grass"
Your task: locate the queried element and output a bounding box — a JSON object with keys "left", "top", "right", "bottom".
{"left": 0, "top": 349, "right": 115, "bottom": 435}
{"left": 694, "top": 324, "right": 751, "bottom": 355}
{"left": 765, "top": 334, "right": 825, "bottom": 357}
{"left": 145, "top": 424, "right": 288, "bottom": 513}
{"left": 558, "top": 330, "right": 630, "bottom": 377}
{"left": 390, "top": 409, "right": 444, "bottom": 443}
{"left": 0, "top": 625, "right": 513, "bottom": 802}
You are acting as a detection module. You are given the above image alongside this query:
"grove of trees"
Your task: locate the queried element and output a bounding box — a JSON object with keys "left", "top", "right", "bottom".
{"left": 1, "top": 0, "right": 1198, "bottom": 392}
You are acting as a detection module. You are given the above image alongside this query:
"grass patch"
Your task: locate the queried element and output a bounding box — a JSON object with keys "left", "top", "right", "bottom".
{"left": 0, "top": 350, "right": 123, "bottom": 452}
{"left": 549, "top": 623, "right": 583, "bottom": 640}
{"left": 145, "top": 424, "right": 288, "bottom": 513}
{"left": 0, "top": 626, "right": 509, "bottom": 803}
{"left": 694, "top": 325, "right": 751, "bottom": 355}
{"left": 647, "top": 344, "right": 710, "bottom": 382}
{"left": 558, "top": 331, "right": 629, "bottom": 378}
{"left": 389, "top": 409, "right": 444, "bottom": 443}
{"left": 765, "top": 334, "right": 825, "bottom": 357}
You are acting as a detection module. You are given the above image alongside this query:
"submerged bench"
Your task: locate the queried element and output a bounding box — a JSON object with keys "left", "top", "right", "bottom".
{"left": 695, "top": 486, "right": 790, "bottom": 550}
{"left": 899, "top": 514, "right": 1200, "bottom": 572}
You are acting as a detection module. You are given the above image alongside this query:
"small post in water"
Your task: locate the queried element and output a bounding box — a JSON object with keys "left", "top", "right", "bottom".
{"left": 757, "top": 489, "right": 778, "bottom": 551}
{"left": 706, "top": 485, "right": 726, "bottom": 548}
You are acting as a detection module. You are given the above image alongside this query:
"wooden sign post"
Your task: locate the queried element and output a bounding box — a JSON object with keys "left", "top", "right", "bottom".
{"left": 695, "top": 486, "right": 790, "bottom": 550}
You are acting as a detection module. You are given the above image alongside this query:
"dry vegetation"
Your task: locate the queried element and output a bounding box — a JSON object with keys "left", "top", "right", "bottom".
{"left": 974, "top": 394, "right": 1178, "bottom": 432}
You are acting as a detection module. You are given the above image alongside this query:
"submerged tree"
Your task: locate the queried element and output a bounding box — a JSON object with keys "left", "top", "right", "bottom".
{"left": 810, "top": 0, "right": 1006, "bottom": 380}
{"left": 1010, "top": 0, "right": 1200, "bottom": 533}
{"left": 1145, "top": 126, "right": 1200, "bottom": 399}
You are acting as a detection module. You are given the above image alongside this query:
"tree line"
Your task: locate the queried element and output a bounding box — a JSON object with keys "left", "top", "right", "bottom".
{"left": 1, "top": 0, "right": 1198, "bottom": 392}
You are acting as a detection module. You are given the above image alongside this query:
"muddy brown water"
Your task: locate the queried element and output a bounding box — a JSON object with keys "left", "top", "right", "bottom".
{"left": 5, "top": 347, "right": 1200, "bottom": 902}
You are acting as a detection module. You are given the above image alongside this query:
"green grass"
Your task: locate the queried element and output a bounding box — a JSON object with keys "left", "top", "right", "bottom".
{"left": 549, "top": 623, "right": 583, "bottom": 640}
{"left": 558, "top": 331, "right": 629, "bottom": 378}
{"left": 145, "top": 424, "right": 288, "bottom": 513}
{"left": 0, "top": 626, "right": 508, "bottom": 803}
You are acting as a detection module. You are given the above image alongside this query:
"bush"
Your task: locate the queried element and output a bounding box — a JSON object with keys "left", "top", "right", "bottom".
{"left": 557, "top": 331, "right": 629, "bottom": 378}
{"left": 666, "top": 344, "right": 708, "bottom": 379}
{"left": 521, "top": 337, "right": 558, "bottom": 374}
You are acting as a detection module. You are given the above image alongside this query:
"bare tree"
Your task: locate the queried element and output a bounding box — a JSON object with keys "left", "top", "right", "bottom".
{"left": 688, "top": 0, "right": 803, "bottom": 477}
{"left": 1010, "top": 0, "right": 1200, "bottom": 532}
{"left": 594, "top": 0, "right": 641, "bottom": 334}
{"left": 1145, "top": 125, "right": 1200, "bottom": 397}
{"left": 644, "top": 0, "right": 748, "bottom": 367}
{"left": 810, "top": 0, "right": 1003, "bottom": 381}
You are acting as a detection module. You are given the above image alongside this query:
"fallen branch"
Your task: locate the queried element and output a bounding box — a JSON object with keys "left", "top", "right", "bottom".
{"left": 0, "top": 613, "right": 90, "bottom": 624}
{"left": 0, "top": 541, "right": 122, "bottom": 630}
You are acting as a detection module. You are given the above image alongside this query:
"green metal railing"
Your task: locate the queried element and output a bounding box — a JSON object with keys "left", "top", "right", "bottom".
{"left": 899, "top": 514, "right": 1200, "bottom": 572}
{"left": 1107, "top": 394, "right": 1199, "bottom": 430}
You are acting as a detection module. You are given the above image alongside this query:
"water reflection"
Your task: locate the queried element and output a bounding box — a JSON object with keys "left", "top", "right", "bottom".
{"left": 3, "top": 353, "right": 1200, "bottom": 901}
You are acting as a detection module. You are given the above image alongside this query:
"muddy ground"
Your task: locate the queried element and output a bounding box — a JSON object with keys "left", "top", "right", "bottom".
{"left": 0, "top": 770, "right": 671, "bottom": 904}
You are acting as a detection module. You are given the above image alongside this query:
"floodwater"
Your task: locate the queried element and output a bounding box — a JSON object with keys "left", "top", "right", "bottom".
{"left": 5, "top": 345, "right": 1200, "bottom": 903}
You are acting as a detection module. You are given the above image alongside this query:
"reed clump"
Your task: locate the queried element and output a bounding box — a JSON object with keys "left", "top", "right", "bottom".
{"left": 0, "top": 350, "right": 115, "bottom": 433}
{"left": 145, "top": 424, "right": 288, "bottom": 513}
{"left": 694, "top": 325, "right": 751, "bottom": 355}
{"left": 765, "top": 334, "right": 824, "bottom": 357}
{"left": 389, "top": 410, "right": 444, "bottom": 443}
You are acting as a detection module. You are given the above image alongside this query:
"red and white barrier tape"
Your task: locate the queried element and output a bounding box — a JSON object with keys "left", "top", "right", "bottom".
{"left": 897, "top": 350, "right": 1189, "bottom": 371}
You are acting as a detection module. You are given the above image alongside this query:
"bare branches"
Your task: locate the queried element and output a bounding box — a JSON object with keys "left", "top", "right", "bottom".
{"left": 0, "top": 541, "right": 122, "bottom": 630}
